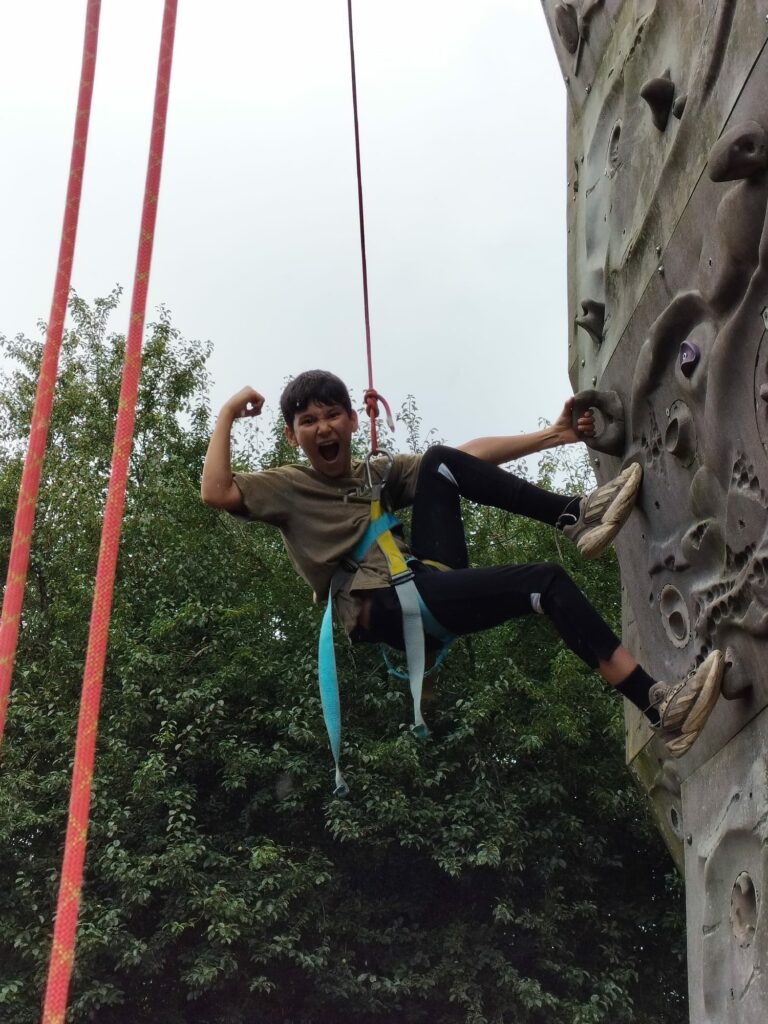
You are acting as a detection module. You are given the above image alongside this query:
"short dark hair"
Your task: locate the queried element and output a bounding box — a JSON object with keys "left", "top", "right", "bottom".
{"left": 280, "top": 370, "right": 353, "bottom": 427}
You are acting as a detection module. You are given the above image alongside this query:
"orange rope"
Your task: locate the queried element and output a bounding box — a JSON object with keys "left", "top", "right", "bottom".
{"left": 41, "top": 2, "right": 178, "bottom": 1019}
{"left": 0, "top": 0, "right": 102, "bottom": 747}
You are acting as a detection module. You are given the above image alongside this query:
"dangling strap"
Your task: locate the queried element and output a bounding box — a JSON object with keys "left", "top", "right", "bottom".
{"left": 317, "top": 510, "right": 400, "bottom": 796}
{"left": 367, "top": 492, "right": 432, "bottom": 738}
{"left": 392, "top": 576, "right": 429, "bottom": 737}
{"left": 316, "top": 495, "right": 454, "bottom": 793}
{"left": 381, "top": 563, "right": 455, "bottom": 683}
{"left": 318, "top": 597, "right": 348, "bottom": 796}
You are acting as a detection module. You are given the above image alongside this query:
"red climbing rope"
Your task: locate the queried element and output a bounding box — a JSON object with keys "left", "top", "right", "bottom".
{"left": 0, "top": 0, "right": 102, "bottom": 748}
{"left": 41, "top": 3, "right": 177, "bottom": 1020}
{"left": 346, "top": 0, "right": 394, "bottom": 451}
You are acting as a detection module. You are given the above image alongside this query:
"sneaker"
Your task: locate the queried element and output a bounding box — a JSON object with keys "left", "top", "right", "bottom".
{"left": 560, "top": 463, "right": 643, "bottom": 559}
{"left": 649, "top": 650, "right": 725, "bottom": 758}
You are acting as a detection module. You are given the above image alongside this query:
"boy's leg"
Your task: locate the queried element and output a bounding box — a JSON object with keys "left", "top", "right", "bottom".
{"left": 410, "top": 445, "right": 579, "bottom": 569}
{"left": 359, "top": 561, "right": 724, "bottom": 756}
{"left": 413, "top": 560, "right": 621, "bottom": 664}
{"left": 410, "top": 444, "right": 641, "bottom": 566}
{"left": 361, "top": 561, "right": 622, "bottom": 671}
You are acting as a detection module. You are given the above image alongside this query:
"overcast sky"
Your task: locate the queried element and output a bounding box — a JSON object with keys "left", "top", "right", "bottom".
{"left": 0, "top": 1, "right": 568, "bottom": 453}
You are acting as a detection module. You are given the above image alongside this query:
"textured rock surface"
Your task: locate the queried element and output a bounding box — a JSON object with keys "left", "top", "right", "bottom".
{"left": 540, "top": 2, "right": 768, "bottom": 1019}
{"left": 683, "top": 708, "right": 768, "bottom": 1023}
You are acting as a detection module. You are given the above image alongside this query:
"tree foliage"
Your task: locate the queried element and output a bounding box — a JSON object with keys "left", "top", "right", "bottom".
{"left": 0, "top": 295, "right": 685, "bottom": 1023}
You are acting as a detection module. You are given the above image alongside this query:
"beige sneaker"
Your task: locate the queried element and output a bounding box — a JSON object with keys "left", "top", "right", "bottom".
{"left": 561, "top": 463, "right": 642, "bottom": 559}
{"left": 649, "top": 650, "right": 725, "bottom": 758}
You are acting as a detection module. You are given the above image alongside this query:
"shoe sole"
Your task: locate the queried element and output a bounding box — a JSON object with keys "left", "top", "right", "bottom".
{"left": 577, "top": 463, "right": 643, "bottom": 559}
{"left": 681, "top": 650, "right": 724, "bottom": 734}
{"left": 657, "top": 649, "right": 722, "bottom": 731}
{"left": 661, "top": 651, "right": 725, "bottom": 758}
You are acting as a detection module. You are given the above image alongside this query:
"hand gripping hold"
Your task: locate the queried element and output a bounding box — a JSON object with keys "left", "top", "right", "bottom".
{"left": 571, "top": 388, "right": 626, "bottom": 456}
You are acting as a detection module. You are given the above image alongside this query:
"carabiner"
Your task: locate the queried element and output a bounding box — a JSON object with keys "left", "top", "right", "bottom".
{"left": 365, "top": 449, "right": 394, "bottom": 492}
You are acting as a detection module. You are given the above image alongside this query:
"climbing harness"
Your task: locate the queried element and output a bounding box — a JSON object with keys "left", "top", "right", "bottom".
{"left": 317, "top": 455, "right": 455, "bottom": 796}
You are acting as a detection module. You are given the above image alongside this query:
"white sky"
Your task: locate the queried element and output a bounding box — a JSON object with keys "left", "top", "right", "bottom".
{"left": 0, "top": 1, "right": 568, "bottom": 452}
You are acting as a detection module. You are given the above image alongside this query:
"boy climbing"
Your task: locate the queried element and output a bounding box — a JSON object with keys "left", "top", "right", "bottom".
{"left": 201, "top": 370, "right": 725, "bottom": 789}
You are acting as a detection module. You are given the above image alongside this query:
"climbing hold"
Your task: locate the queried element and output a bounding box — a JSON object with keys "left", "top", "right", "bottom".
{"left": 665, "top": 401, "right": 697, "bottom": 467}
{"left": 571, "top": 388, "right": 626, "bottom": 455}
{"left": 554, "top": 2, "right": 580, "bottom": 54}
{"left": 575, "top": 299, "right": 605, "bottom": 344}
{"left": 721, "top": 647, "right": 752, "bottom": 700}
{"left": 672, "top": 93, "right": 688, "bottom": 120}
{"left": 730, "top": 872, "right": 757, "bottom": 948}
{"left": 659, "top": 585, "right": 691, "bottom": 649}
{"left": 679, "top": 340, "right": 701, "bottom": 378}
{"left": 640, "top": 73, "right": 676, "bottom": 132}
{"left": 606, "top": 121, "right": 622, "bottom": 177}
{"left": 708, "top": 121, "right": 768, "bottom": 182}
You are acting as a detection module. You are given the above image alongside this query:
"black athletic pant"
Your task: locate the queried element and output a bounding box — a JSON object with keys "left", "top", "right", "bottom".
{"left": 352, "top": 445, "right": 622, "bottom": 670}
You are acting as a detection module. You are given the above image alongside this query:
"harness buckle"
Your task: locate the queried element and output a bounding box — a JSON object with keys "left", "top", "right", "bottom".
{"left": 390, "top": 568, "right": 415, "bottom": 586}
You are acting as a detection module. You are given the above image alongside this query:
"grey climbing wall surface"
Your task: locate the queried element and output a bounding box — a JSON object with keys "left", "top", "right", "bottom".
{"left": 539, "top": 2, "right": 768, "bottom": 1020}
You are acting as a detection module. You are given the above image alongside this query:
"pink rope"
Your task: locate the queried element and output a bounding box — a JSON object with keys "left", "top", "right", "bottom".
{"left": 0, "top": 0, "right": 102, "bottom": 747}
{"left": 41, "top": 2, "right": 178, "bottom": 1020}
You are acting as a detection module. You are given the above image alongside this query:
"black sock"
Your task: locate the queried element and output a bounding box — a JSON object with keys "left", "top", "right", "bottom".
{"left": 555, "top": 496, "right": 583, "bottom": 531}
{"left": 615, "top": 665, "right": 659, "bottom": 725}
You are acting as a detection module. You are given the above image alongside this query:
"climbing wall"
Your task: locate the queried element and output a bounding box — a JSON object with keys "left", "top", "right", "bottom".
{"left": 540, "top": 2, "right": 768, "bottom": 1020}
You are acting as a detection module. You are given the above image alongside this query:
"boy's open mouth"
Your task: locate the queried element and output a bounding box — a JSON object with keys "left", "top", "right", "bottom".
{"left": 318, "top": 441, "right": 340, "bottom": 462}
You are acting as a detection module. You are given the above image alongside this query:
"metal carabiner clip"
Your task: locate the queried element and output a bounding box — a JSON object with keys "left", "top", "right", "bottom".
{"left": 365, "top": 449, "right": 394, "bottom": 494}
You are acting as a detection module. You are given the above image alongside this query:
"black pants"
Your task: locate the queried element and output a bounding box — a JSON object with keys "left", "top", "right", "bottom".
{"left": 353, "top": 445, "right": 621, "bottom": 669}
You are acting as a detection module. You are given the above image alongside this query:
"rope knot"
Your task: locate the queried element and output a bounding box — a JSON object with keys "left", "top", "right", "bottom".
{"left": 363, "top": 389, "right": 395, "bottom": 432}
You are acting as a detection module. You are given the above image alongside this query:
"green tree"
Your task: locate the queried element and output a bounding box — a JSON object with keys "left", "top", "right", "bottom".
{"left": 0, "top": 295, "right": 685, "bottom": 1023}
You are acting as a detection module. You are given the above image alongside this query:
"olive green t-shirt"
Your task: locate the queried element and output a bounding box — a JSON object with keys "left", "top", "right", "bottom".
{"left": 233, "top": 455, "right": 422, "bottom": 633}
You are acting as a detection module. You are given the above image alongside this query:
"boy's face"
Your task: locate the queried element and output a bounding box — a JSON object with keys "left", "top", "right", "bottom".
{"left": 284, "top": 400, "right": 359, "bottom": 478}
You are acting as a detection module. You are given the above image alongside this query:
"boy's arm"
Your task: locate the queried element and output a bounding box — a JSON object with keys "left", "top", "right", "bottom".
{"left": 456, "top": 398, "right": 594, "bottom": 464}
{"left": 201, "top": 387, "right": 264, "bottom": 511}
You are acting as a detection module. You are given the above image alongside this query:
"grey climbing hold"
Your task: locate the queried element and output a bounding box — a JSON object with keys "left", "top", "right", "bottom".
{"left": 640, "top": 73, "right": 676, "bottom": 132}
{"left": 672, "top": 93, "right": 688, "bottom": 120}
{"left": 708, "top": 121, "right": 768, "bottom": 182}
{"left": 571, "top": 388, "right": 626, "bottom": 456}
{"left": 664, "top": 401, "right": 697, "bottom": 466}
{"left": 575, "top": 299, "right": 605, "bottom": 344}
{"left": 554, "top": 2, "right": 579, "bottom": 54}
{"left": 659, "top": 584, "right": 691, "bottom": 648}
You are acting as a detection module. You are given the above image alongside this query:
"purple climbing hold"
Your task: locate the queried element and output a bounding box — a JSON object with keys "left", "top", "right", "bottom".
{"left": 680, "top": 340, "right": 701, "bottom": 378}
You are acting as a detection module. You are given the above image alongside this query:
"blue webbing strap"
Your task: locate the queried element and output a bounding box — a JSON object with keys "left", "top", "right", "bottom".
{"left": 393, "top": 575, "right": 428, "bottom": 738}
{"left": 317, "top": 512, "right": 400, "bottom": 796}
{"left": 350, "top": 511, "right": 400, "bottom": 561}
{"left": 318, "top": 597, "right": 348, "bottom": 796}
{"left": 381, "top": 588, "right": 455, "bottom": 682}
